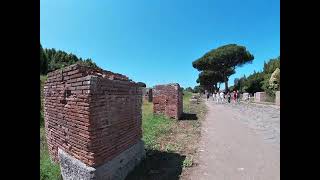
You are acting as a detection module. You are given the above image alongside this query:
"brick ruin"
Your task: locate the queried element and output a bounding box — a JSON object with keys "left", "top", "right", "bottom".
{"left": 152, "top": 83, "right": 183, "bottom": 119}
{"left": 142, "top": 88, "right": 152, "bottom": 102}
{"left": 43, "top": 63, "right": 145, "bottom": 179}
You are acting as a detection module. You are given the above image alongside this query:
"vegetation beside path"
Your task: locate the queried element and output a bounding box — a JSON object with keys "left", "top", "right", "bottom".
{"left": 126, "top": 91, "right": 207, "bottom": 180}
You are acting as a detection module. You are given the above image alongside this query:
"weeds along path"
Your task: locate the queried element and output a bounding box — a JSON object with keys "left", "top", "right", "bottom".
{"left": 126, "top": 92, "right": 207, "bottom": 180}
{"left": 188, "top": 100, "right": 280, "bottom": 180}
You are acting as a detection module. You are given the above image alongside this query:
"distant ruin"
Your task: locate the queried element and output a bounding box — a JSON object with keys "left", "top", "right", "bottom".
{"left": 254, "top": 92, "right": 267, "bottom": 103}
{"left": 142, "top": 88, "right": 153, "bottom": 102}
{"left": 44, "top": 63, "right": 145, "bottom": 180}
{"left": 152, "top": 83, "right": 183, "bottom": 119}
{"left": 275, "top": 91, "right": 280, "bottom": 106}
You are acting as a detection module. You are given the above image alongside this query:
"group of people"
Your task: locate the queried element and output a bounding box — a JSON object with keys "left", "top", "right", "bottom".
{"left": 206, "top": 90, "right": 240, "bottom": 104}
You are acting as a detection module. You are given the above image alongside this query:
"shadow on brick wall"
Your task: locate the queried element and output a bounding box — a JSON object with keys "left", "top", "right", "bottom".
{"left": 179, "top": 112, "right": 198, "bottom": 121}
{"left": 125, "top": 150, "right": 186, "bottom": 180}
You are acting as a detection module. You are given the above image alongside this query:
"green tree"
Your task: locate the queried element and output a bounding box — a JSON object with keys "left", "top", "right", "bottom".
{"left": 193, "top": 85, "right": 204, "bottom": 93}
{"left": 196, "top": 70, "right": 225, "bottom": 93}
{"left": 243, "top": 71, "right": 264, "bottom": 93}
{"left": 185, "top": 87, "right": 193, "bottom": 92}
{"left": 44, "top": 48, "right": 100, "bottom": 73}
{"left": 269, "top": 68, "right": 280, "bottom": 90}
{"left": 262, "top": 56, "right": 280, "bottom": 94}
{"left": 40, "top": 43, "right": 48, "bottom": 74}
{"left": 193, "top": 44, "right": 254, "bottom": 91}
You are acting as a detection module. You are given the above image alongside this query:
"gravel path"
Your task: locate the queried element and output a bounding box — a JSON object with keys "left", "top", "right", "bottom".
{"left": 188, "top": 100, "right": 280, "bottom": 180}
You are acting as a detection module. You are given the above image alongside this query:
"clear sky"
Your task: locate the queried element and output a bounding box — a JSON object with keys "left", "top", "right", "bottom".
{"left": 40, "top": 0, "right": 279, "bottom": 89}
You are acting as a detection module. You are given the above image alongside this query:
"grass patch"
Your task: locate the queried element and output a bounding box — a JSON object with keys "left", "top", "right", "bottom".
{"left": 182, "top": 156, "right": 193, "bottom": 168}
{"left": 142, "top": 100, "right": 174, "bottom": 150}
{"left": 40, "top": 128, "right": 61, "bottom": 180}
{"left": 127, "top": 91, "right": 207, "bottom": 179}
{"left": 182, "top": 91, "right": 193, "bottom": 112}
{"left": 40, "top": 75, "right": 47, "bottom": 127}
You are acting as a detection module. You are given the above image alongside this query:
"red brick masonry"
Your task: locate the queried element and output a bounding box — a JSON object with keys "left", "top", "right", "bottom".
{"left": 152, "top": 83, "right": 183, "bottom": 119}
{"left": 44, "top": 63, "right": 142, "bottom": 167}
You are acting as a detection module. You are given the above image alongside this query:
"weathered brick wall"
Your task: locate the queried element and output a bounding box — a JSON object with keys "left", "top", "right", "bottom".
{"left": 152, "top": 83, "right": 183, "bottom": 119}
{"left": 142, "top": 88, "right": 152, "bottom": 102}
{"left": 44, "top": 63, "right": 142, "bottom": 167}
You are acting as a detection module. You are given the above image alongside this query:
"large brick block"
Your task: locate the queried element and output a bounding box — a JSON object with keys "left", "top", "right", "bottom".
{"left": 44, "top": 63, "right": 145, "bottom": 179}
{"left": 152, "top": 83, "right": 183, "bottom": 119}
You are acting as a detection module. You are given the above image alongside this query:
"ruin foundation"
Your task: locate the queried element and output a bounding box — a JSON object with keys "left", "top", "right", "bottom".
{"left": 152, "top": 83, "right": 183, "bottom": 119}
{"left": 58, "top": 140, "right": 145, "bottom": 180}
{"left": 44, "top": 63, "right": 145, "bottom": 180}
{"left": 242, "top": 93, "right": 249, "bottom": 101}
{"left": 254, "top": 92, "right": 267, "bottom": 102}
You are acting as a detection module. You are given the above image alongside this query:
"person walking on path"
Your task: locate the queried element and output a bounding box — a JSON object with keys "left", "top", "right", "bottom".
{"left": 207, "top": 92, "right": 210, "bottom": 101}
{"left": 233, "top": 90, "right": 237, "bottom": 103}
{"left": 227, "top": 91, "right": 231, "bottom": 103}
{"left": 235, "top": 90, "right": 240, "bottom": 103}
{"left": 220, "top": 91, "right": 225, "bottom": 103}
{"left": 212, "top": 91, "right": 216, "bottom": 102}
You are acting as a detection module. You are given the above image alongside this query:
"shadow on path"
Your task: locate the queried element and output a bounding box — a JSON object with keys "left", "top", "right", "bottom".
{"left": 126, "top": 150, "right": 186, "bottom": 180}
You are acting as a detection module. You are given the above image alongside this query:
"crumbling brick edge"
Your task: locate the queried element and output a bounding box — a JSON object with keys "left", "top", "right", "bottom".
{"left": 58, "top": 140, "right": 146, "bottom": 180}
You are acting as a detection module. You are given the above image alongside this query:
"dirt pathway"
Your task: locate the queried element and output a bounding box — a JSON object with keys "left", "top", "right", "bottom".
{"left": 188, "top": 101, "right": 280, "bottom": 180}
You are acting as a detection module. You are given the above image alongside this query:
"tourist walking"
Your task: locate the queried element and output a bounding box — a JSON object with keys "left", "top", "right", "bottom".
{"left": 206, "top": 93, "right": 210, "bottom": 101}
{"left": 220, "top": 91, "right": 225, "bottom": 103}
{"left": 216, "top": 91, "right": 220, "bottom": 103}
{"left": 227, "top": 91, "right": 231, "bottom": 103}
{"left": 212, "top": 92, "right": 216, "bottom": 102}
{"left": 236, "top": 90, "right": 240, "bottom": 102}
{"left": 233, "top": 90, "right": 237, "bottom": 103}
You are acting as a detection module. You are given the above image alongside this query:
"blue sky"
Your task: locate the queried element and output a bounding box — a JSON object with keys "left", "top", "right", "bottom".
{"left": 40, "top": 0, "right": 279, "bottom": 89}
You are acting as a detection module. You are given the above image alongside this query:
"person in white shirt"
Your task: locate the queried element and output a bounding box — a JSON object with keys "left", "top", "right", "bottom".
{"left": 212, "top": 92, "right": 216, "bottom": 102}
{"left": 216, "top": 91, "right": 220, "bottom": 103}
{"left": 220, "top": 91, "right": 225, "bottom": 103}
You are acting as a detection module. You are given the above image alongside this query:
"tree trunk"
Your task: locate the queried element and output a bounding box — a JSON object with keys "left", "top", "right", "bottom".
{"left": 224, "top": 76, "right": 229, "bottom": 92}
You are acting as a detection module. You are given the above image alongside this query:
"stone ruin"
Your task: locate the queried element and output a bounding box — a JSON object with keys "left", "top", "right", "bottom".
{"left": 242, "top": 93, "right": 250, "bottom": 101}
{"left": 152, "top": 83, "right": 183, "bottom": 119}
{"left": 275, "top": 91, "right": 280, "bottom": 106}
{"left": 254, "top": 92, "right": 267, "bottom": 103}
{"left": 142, "top": 87, "right": 152, "bottom": 102}
{"left": 43, "top": 63, "right": 145, "bottom": 180}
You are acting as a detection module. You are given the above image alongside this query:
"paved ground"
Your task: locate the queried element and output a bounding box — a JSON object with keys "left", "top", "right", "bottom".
{"left": 188, "top": 100, "right": 280, "bottom": 180}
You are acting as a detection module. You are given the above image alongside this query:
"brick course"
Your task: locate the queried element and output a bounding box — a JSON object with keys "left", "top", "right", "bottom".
{"left": 152, "top": 83, "right": 183, "bottom": 119}
{"left": 44, "top": 63, "right": 142, "bottom": 167}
